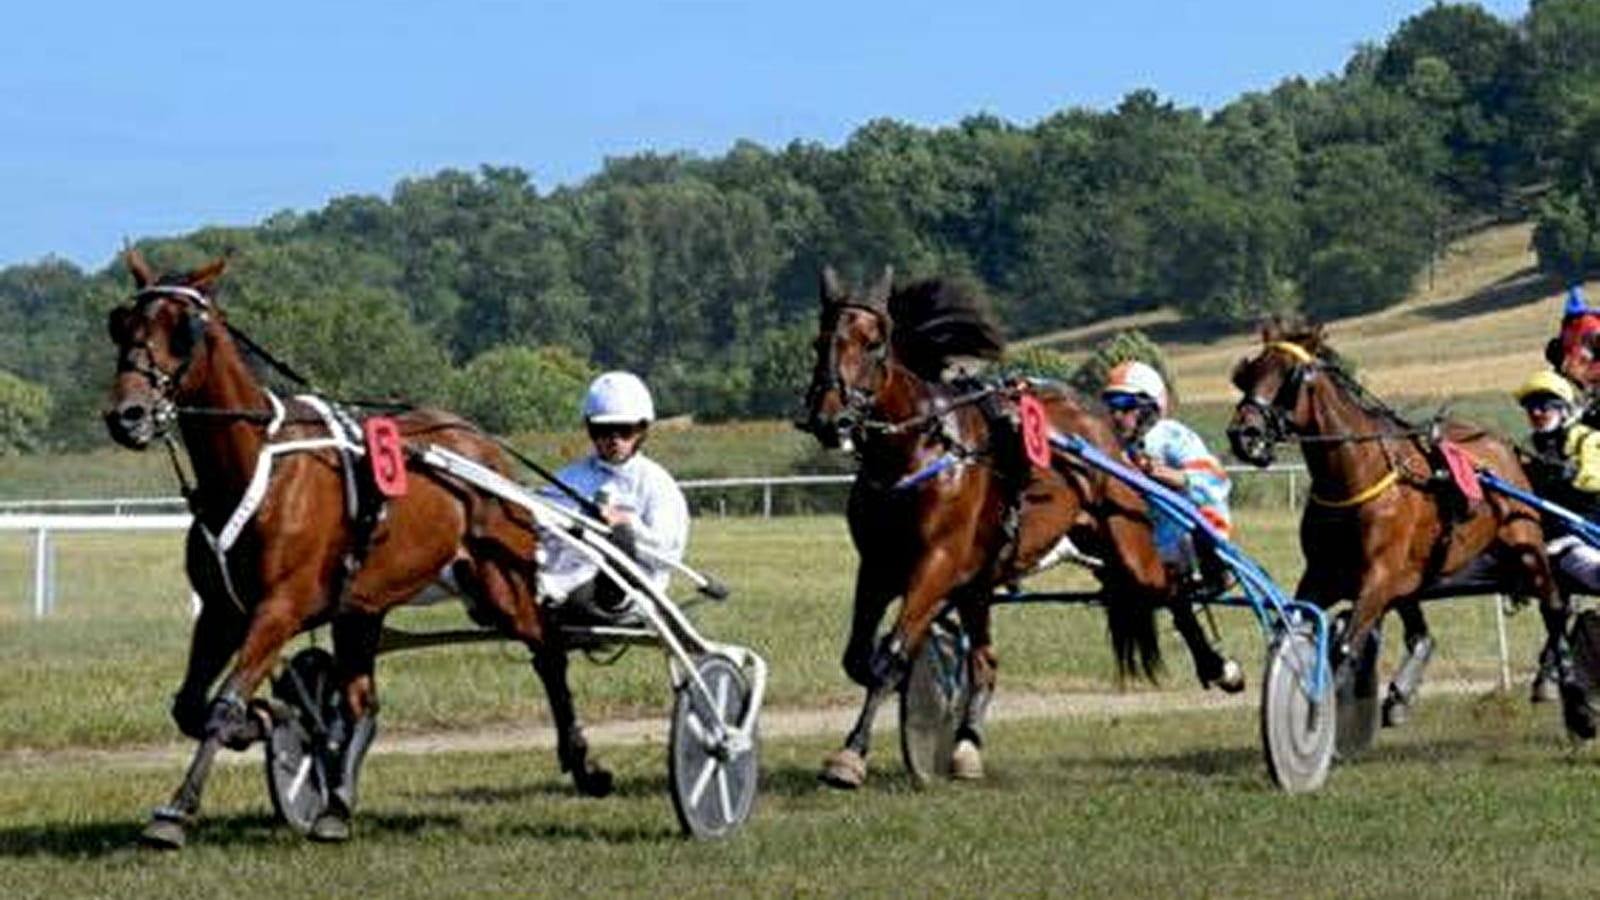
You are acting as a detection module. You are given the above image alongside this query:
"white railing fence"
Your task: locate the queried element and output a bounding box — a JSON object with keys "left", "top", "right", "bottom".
{"left": 2, "top": 466, "right": 1308, "bottom": 619}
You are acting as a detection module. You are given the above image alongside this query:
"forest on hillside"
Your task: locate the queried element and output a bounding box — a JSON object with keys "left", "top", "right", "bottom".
{"left": 4, "top": 0, "right": 1600, "bottom": 451}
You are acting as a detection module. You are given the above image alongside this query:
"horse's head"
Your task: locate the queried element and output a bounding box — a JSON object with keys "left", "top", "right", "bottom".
{"left": 1226, "top": 319, "right": 1327, "bottom": 468}
{"left": 798, "top": 264, "right": 896, "bottom": 452}
{"left": 103, "top": 250, "right": 228, "bottom": 450}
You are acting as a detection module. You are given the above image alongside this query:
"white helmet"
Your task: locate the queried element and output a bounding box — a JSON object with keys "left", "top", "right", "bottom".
{"left": 1102, "top": 360, "right": 1169, "bottom": 413}
{"left": 582, "top": 371, "right": 655, "bottom": 425}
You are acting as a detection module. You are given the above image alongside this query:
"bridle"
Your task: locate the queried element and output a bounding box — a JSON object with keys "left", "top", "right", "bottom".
{"left": 111, "top": 284, "right": 216, "bottom": 440}
{"left": 1228, "top": 340, "right": 1320, "bottom": 455}
{"left": 805, "top": 302, "right": 893, "bottom": 443}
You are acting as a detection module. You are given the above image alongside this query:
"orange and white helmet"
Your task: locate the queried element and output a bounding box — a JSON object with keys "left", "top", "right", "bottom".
{"left": 1103, "top": 361, "right": 1169, "bottom": 414}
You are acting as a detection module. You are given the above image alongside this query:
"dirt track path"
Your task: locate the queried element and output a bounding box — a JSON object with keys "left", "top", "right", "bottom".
{"left": 2, "top": 678, "right": 1507, "bottom": 772}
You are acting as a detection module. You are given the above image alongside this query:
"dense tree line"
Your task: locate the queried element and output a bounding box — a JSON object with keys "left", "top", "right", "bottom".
{"left": 3, "top": 1, "right": 1599, "bottom": 452}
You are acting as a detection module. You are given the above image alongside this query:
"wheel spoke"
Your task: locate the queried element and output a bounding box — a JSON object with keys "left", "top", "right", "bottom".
{"left": 716, "top": 767, "right": 733, "bottom": 823}
{"left": 687, "top": 756, "right": 717, "bottom": 808}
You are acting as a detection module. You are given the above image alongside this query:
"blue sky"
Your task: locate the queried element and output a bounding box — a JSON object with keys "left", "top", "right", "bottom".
{"left": 0, "top": 0, "right": 1529, "bottom": 270}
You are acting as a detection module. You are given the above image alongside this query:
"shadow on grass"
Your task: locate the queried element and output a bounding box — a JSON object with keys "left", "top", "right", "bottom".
{"left": 1410, "top": 266, "right": 1552, "bottom": 322}
{"left": 408, "top": 770, "right": 670, "bottom": 805}
{"left": 501, "top": 820, "right": 680, "bottom": 844}
{"left": 0, "top": 811, "right": 454, "bottom": 858}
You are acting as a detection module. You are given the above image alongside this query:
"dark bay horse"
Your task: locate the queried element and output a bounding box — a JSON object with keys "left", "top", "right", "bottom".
{"left": 799, "top": 266, "right": 1242, "bottom": 788}
{"left": 105, "top": 252, "right": 611, "bottom": 848}
{"left": 1226, "top": 320, "right": 1578, "bottom": 733}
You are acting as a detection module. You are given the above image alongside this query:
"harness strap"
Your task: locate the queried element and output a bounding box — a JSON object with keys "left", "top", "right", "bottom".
{"left": 1309, "top": 469, "right": 1399, "bottom": 508}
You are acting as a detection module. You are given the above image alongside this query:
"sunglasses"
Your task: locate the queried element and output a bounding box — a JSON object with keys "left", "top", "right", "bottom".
{"left": 1102, "top": 392, "right": 1148, "bottom": 412}
{"left": 588, "top": 422, "right": 645, "bottom": 440}
{"left": 1521, "top": 397, "right": 1568, "bottom": 414}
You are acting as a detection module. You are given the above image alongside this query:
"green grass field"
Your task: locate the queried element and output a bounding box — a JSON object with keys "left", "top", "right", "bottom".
{"left": 0, "top": 511, "right": 1587, "bottom": 897}
{"left": 1, "top": 696, "right": 1596, "bottom": 898}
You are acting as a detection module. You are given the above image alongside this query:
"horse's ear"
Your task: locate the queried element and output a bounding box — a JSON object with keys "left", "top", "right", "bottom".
{"left": 187, "top": 257, "right": 229, "bottom": 292}
{"left": 125, "top": 247, "right": 155, "bottom": 289}
{"left": 820, "top": 265, "right": 845, "bottom": 306}
{"left": 1307, "top": 322, "right": 1326, "bottom": 349}
{"left": 1260, "top": 317, "right": 1282, "bottom": 344}
{"left": 866, "top": 265, "right": 894, "bottom": 308}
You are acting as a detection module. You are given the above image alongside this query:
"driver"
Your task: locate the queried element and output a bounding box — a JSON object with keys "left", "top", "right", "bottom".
{"left": 538, "top": 371, "right": 690, "bottom": 625}
{"left": 1514, "top": 369, "right": 1600, "bottom": 701}
{"left": 1102, "top": 360, "right": 1233, "bottom": 595}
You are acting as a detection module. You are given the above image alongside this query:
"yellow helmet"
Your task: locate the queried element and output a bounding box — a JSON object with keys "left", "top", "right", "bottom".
{"left": 1512, "top": 370, "right": 1578, "bottom": 406}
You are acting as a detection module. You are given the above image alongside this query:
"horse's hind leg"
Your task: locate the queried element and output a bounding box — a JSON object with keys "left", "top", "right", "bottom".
{"left": 951, "top": 591, "right": 995, "bottom": 780}
{"left": 1168, "top": 597, "right": 1244, "bottom": 693}
{"left": 470, "top": 544, "right": 613, "bottom": 797}
{"left": 306, "top": 610, "right": 385, "bottom": 844}
{"left": 1381, "top": 602, "right": 1435, "bottom": 727}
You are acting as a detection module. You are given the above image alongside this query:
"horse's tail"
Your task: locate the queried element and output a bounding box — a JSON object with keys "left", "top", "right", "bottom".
{"left": 1103, "top": 578, "right": 1164, "bottom": 683}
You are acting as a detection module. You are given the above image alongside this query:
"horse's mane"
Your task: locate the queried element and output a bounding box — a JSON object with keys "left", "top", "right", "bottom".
{"left": 888, "top": 278, "right": 1005, "bottom": 380}
{"left": 1266, "top": 319, "right": 1416, "bottom": 431}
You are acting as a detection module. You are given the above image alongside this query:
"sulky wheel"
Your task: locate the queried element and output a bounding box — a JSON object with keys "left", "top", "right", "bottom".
{"left": 1333, "top": 612, "right": 1383, "bottom": 759}
{"left": 669, "top": 654, "right": 759, "bottom": 839}
{"left": 1260, "top": 627, "right": 1336, "bottom": 794}
{"left": 898, "top": 617, "right": 971, "bottom": 787}
{"left": 264, "top": 647, "right": 345, "bottom": 834}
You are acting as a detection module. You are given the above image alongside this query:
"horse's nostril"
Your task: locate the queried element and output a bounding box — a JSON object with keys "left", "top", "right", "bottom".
{"left": 118, "top": 404, "right": 146, "bottom": 424}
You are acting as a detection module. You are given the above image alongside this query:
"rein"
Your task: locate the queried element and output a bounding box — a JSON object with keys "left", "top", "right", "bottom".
{"left": 865, "top": 385, "right": 1007, "bottom": 436}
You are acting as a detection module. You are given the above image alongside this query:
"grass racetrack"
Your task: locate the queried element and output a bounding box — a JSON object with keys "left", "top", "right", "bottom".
{"left": 3, "top": 510, "right": 1598, "bottom": 897}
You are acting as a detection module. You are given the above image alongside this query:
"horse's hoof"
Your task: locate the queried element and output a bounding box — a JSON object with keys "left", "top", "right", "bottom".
{"left": 1381, "top": 696, "right": 1409, "bottom": 728}
{"left": 1560, "top": 681, "right": 1596, "bottom": 742}
{"left": 818, "top": 749, "right": 866, "bottom": 790}
{"left": 1210, "top": 659, "right": 1246, "bottom": 694}
{"left": 140, "top": 817, "right": 187, "bottom": 851}
{"left": 950, "top": 739, "right": 984, "bottom": 780}
{"left": 576, "top": 767, "right": 614, "bottom": 798}
{"left": 308, "top": 812, "right": 351, "bottom": 843}
{"left": 1531, "top": 675, "right": 1557, "bottom": 704}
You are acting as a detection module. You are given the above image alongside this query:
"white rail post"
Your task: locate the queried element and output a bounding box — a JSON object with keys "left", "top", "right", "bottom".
{"left": 762, "top": 483, "right": 772, "bottom": 518}
{"left": 32, "top": 526, "right": 53, "bottom": 618}
{"left": 1494, "top": 594, "right": 1512, "bottom": 692}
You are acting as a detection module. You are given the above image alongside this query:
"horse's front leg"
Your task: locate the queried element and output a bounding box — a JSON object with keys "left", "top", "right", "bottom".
{"left": 841, "top": 564, "right": 898, "bottom": 688}
{"left": 821, "top": 549, "right": 960, "bottom": 790}
{"left": 142, "top": 589, "right": 312, "bottom": 849}
{"left": 170, "top": 599, "right": 247, "bottom": 739}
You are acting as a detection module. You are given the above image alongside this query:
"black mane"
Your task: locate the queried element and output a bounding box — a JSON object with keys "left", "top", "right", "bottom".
{"left": 887, "top": 278, "right": 1005, "bottom": 380}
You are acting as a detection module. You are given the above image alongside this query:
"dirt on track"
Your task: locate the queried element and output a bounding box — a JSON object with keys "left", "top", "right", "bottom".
{"left": 1, "top": 678, "right": 1506, "bottom": 773}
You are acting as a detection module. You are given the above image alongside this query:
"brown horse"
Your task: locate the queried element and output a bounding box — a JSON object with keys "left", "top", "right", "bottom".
{"left": 799, "top": 266, "right": 1242, "bottom": 788}
{"left": 1226, "top": 319, "right": 1580, "bottom": 734}
{"left": 105, "top": 252, "right": 611, "bottom": 848}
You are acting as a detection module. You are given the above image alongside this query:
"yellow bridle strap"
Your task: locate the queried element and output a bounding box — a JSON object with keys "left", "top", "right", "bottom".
{"left": 1267, "top": 341, "right": 1315, "bottom": 364}
{"left": 1309, "top": 469, "right": 1399, "bottom": 508}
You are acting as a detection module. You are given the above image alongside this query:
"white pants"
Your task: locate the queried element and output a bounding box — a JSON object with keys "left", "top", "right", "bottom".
{"left": 1549, "top": 536, "right": 1600, "bottom": 595}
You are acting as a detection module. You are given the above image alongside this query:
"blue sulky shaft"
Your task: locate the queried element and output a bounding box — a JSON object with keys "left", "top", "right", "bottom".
{"left": 1477, "top": 470, "right": 1600, "bottom": 549}
{"left": 1048, "top": 432, "right": 1332, "bottom": 696}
